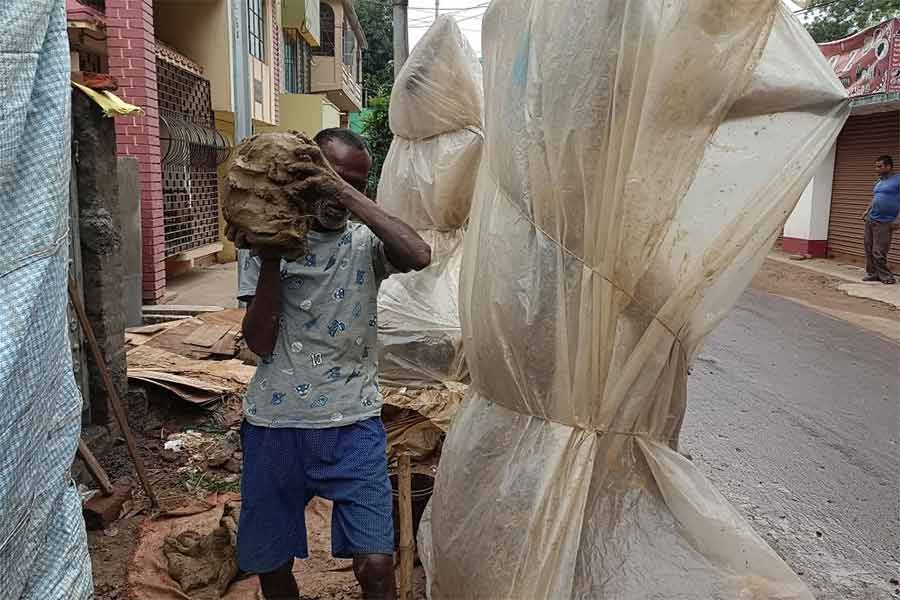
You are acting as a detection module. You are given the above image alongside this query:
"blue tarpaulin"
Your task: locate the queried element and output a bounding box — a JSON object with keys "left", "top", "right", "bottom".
{"left": 0, "top": 1, "right": 93, "bottom": 597}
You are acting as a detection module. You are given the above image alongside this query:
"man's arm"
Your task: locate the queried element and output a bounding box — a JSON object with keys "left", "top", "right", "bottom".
{"left": 242, "top": 256, "right": 282, "bottom": 357}
{"left": 338, "top": 184, "right": 432, "bottom": 272}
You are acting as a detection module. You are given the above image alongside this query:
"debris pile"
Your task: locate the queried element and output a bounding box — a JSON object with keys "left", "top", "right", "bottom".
{"left": 125, "top": 309, "right": 254, "bottom": 406}
{"left": 223, "top": 131, "right": 338, "bottom": 259}
{"left": 163, "top": 429, "right": 242, "bottom": 476}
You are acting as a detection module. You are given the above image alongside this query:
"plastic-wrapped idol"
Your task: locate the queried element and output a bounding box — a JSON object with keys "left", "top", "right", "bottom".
{"left": 376, "top": 16, "right": 484, "bottom": 387}
{"left": 422, "top": 1, "right": 849, "bottom": 598}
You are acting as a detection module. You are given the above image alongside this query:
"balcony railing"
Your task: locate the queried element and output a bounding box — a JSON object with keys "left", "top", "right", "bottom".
{"left": 341, "top": 64, "right": 362, "bottom": 105}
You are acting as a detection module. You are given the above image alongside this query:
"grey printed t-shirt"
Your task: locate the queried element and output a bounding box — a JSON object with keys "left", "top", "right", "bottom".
{"left": 238, "top": 223, "right": 398, "bottom": 428}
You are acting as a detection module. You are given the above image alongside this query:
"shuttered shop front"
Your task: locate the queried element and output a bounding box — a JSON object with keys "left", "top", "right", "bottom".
{"left": 828, "top": 111, "right": 900, "bottom": 263}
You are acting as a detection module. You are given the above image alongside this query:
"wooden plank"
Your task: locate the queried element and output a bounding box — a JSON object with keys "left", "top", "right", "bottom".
{"left": 142, "top": 305, "right": 225, "bottom": 316}
{"left": 124, "top": 332, "right": 152, "bottom": 347}
{"left": 143, "top": 311, "right": 245, "bottom": 359}
{"left": 208, "top": 329, "right": 239, "bottom": 357}
{"left": 200, "top": 308, "right": 245, "bottom": 327}
{"left": 183, "top": 323, "right": 232, "bottom": 349}
{"left": 126, "top": 320, "right": 189, "bottom": 335}
{"left": 127, "top": 370, "right": 233, "bottom": 393}
{"left": 144, "top": 318, "right": 214, "bottom": 359}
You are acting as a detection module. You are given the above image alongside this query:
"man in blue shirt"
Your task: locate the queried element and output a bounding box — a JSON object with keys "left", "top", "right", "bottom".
{"left": 862, "top": 155, "right": 899, "bottom": 284}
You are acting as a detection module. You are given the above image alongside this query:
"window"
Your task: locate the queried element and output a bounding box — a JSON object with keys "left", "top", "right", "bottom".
{"left": 342, "top": 17, "right": 355, "bottom": 67}
{"left": 248, "top": 0, "right": 265, "bottom": 61}
{"left": 284, "top": 31, "right": 299, "bottom": 93}
{"left": 313, "top": 3, "right": 335, "bottom": 56}
{"left": 283, "top": 31, "right": 311, "bottom": 94}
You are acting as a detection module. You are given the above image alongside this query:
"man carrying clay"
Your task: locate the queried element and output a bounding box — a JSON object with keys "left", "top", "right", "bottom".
{"left": 235, "top": 128, "right": 432, "bottom": 600}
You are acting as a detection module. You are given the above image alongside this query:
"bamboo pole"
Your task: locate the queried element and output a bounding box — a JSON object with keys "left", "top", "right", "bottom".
{"left": 397, "top": 453, "right": 414, "bottom": 600}
{"left": 68, "top": 276, "right": 159, "bottom": 508}
{"left": 77, "top": 438, "right": 115, "bottom": 496}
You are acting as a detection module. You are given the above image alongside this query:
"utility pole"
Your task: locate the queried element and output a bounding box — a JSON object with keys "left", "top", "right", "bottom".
{"left": 230, "top": 0, "right": 252, "bottom": 144}
{"left": 393, "top": 0, "right": 409, "bottom": 79}
{"left": 230, "top": 0, "right": 251, "bottom": 301}
{"left": 435, "top": 0, "right": 439, "bottom": 19}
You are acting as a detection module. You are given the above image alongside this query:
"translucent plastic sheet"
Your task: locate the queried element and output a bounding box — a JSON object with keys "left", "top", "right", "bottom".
{"left": 388, "top": 16, "right": 483, "bottom": 141}
{"left": 425, "top": 2, "right": 849, "bottom": 598}
{"left": 378, "top": 130, "right": 482, "bottom": 230}
{"left": 377, "top": 17, "right": 483, "bottom": 387}
{"left": 378, "top": 230, "right": 468, "bottom": 386}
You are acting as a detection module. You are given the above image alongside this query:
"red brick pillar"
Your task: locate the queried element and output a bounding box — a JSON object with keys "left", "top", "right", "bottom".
{"left": 106, "top": 0, "right": 166, "bottom": 303}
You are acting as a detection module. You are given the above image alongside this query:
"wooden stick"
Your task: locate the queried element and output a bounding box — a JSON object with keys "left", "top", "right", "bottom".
{"left": 397, "top": 453, "right": 414, "bottom": 600}
{"left": 77, "top": 438, "right": 115, "bottom": 496}
{"left": 68, "top": 277, "right": 159, "bottom": 508}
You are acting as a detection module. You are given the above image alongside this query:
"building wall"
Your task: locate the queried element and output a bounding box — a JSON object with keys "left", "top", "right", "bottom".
{"left": 155, "top": 0, "right": 280, "bottom": 124}
{"left": 311, "top": 0, "right": 344, "bottom": 92}
{"left": 153, "top": 0, "right": 233, "bottom": 113}
{"left": 249, "top": 0, "right": 281, "bottom": 125}
{"left": 782, "top": 144, "right": 837, "bottom": 257}
{"left": 309, "top": 0, "right": 361, "bottom": 112}
{"left": 278, "top": 93, "right": 339, "bottom": 135}
{"left": 106, "top": 0, "right": 167, "bottom": 302}
{"left": 322, "top": 99, "right": 340, "bottom": 129}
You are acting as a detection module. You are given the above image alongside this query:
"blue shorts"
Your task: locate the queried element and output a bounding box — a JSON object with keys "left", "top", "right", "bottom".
{"left": 236, "top": 418, "right": 394, "bottom": 573}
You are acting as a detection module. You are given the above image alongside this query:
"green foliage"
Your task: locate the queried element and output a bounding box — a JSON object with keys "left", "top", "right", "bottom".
{"left": 804, "top": 0, "right": 900, "bottom": 43}
{"left": 361, "top": 89, "right": 392, "bottom": 198}
{"left": 355, "top": 0, "right": 394, "bottom": 93}
{"left": 355, "top": 0, "right": 394, "bottom": 197}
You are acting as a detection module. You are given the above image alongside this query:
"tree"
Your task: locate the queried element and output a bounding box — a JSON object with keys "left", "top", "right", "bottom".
{"left": 355, "top": 0, "right": 394, "bottom": 93}
{"left": 803, "top": 0, "right": 900, "bottom": 43}
{"left": 355, "top": 0, "right": 394, "bottom": 197}
{"left": 361, "top": 89, "right": 392, "bottom": 198}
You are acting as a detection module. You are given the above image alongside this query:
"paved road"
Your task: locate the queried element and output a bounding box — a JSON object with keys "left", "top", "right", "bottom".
{"left": 681, "top": 289, "right": 899, "bottom": 599}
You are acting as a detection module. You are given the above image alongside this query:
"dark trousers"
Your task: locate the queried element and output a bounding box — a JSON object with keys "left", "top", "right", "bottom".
{"left": 864, "top": 219, "right": 895, "bottom": 281}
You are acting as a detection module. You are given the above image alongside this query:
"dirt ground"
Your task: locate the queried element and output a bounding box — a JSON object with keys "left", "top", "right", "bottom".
{"left": 751, "top": 259, "right": 900, "bottom": 343}
{"left": 84, "top": 258, "right": 894, "bottom": 599}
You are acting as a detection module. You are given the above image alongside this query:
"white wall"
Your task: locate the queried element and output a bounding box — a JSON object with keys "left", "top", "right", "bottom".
{"left": 783, "top": 143, "right": 837, "bottom": 241}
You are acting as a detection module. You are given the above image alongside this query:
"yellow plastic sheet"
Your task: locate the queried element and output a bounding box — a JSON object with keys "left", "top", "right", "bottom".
{"left": 424, "top": 2, "right": 849, "bottom": 598}
{"left": 71, "top": 81, "right": 143, "bottom": 117}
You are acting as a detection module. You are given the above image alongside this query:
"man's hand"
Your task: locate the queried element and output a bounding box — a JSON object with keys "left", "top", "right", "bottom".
{"left": 286, "top": 143, "right": 345, "bottom": 208}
